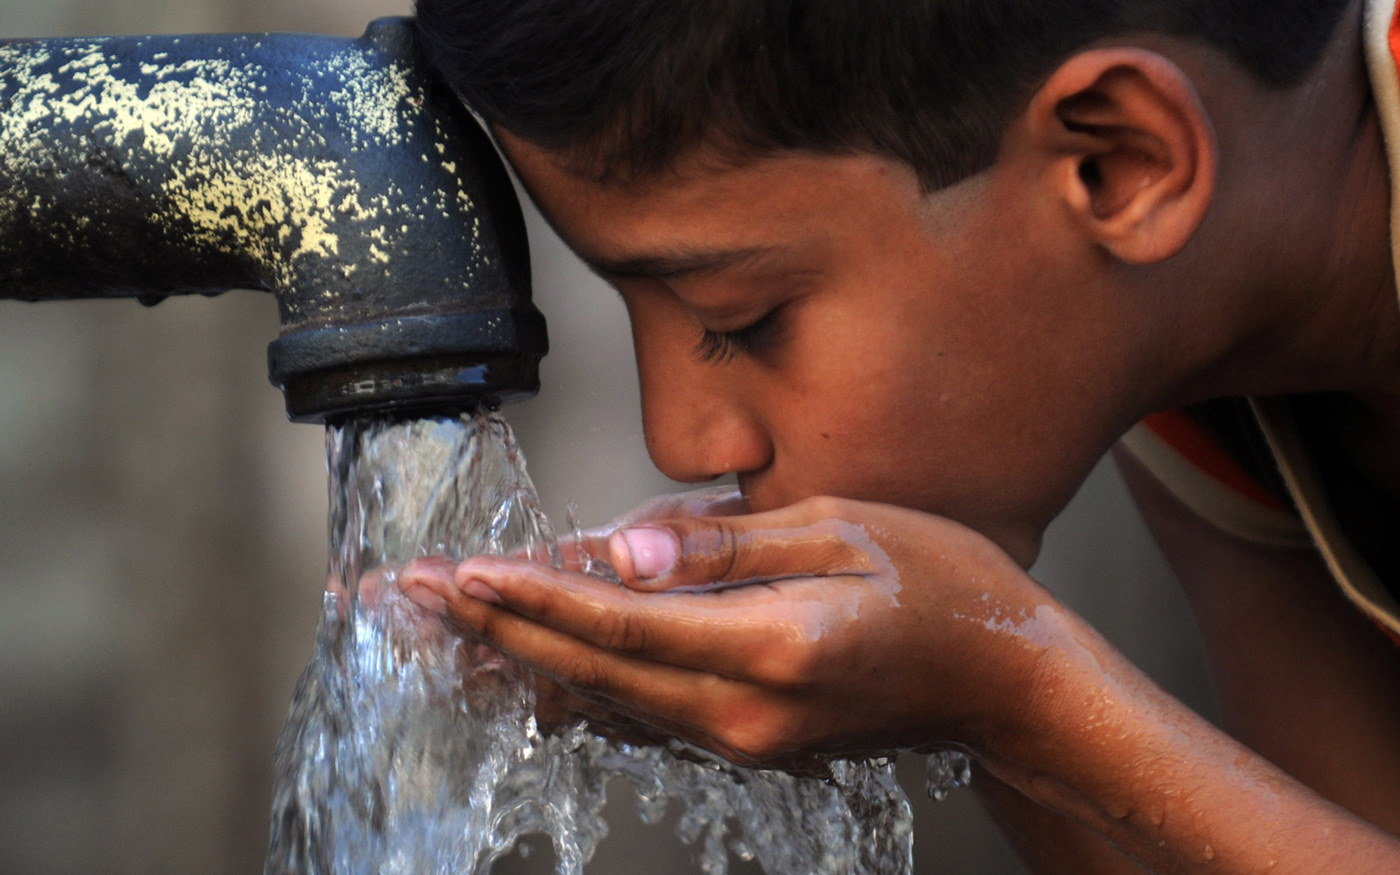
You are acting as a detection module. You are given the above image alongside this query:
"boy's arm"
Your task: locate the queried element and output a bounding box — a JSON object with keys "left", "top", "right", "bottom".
{"left": 966, "top": 449, "right": 1400, "bottom": 875}
{"left": 403, "top": 492, "right": 1400, "bottom": 873}
{"left": 954, "top": 456, "right": 1400, "bottom": 874}
{"left": 975, "top": 766, "right": 1147, "bottom": 874}
{"left": 1112, "top": 449, "right": 1400, "bottom": 834}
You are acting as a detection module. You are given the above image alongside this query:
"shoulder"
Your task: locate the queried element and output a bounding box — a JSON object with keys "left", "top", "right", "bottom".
{"left": 1118, "top": 399, "right": 1311, "bottom": 550}
{"left": 1118, "top": 397, "right": 1400, "bottom": 646}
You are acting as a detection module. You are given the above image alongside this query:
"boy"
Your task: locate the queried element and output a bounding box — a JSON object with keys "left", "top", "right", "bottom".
{"left": 404, "top": 1, "right": 1400, "bottom": 871}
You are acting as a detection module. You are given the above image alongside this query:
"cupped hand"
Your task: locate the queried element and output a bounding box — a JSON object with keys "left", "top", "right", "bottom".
{"left": 402, "top": 493, "right": 1073, "bottom": 768}
{"left": 553, "top": 485, "right": 749, "bottom": 573}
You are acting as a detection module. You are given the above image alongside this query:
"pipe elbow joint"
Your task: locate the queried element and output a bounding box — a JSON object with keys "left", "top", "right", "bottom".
{"left": 0, "top": 18, "right": 546, "bottom": 423}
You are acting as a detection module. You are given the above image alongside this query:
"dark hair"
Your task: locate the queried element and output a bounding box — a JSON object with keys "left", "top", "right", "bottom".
{"left": 415, "top": 0, "right": 1350, "bottom": 190}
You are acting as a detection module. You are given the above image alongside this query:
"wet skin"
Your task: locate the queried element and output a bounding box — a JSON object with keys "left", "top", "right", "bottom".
{"left": 404, "top": 9, "right": 1400, "bottom": 874}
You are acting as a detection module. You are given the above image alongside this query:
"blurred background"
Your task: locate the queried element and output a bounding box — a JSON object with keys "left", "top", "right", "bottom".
{"left": 0, "top": 1, "right": 1216, "bottom": 872}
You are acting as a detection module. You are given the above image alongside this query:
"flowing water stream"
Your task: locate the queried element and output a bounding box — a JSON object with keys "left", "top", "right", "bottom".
{"left": 264, "top": 411, "right": 962, "bottom": 875}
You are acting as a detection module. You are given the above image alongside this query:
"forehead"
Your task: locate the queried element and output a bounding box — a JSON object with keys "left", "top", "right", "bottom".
{"left": 494, "top": 130, "right": 944, "bottom": 266}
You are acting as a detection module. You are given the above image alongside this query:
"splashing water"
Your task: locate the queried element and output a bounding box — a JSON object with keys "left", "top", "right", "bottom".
{"left": 925, "top": 752, "right": 973, "bottom": 803}
{"left": 264, "top": 412, "right": 916, "bottom": 875}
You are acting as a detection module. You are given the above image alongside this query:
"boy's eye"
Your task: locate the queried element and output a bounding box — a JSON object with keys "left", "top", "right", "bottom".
{"left": 694, "top": 309, "right": 783, "bottom": 364}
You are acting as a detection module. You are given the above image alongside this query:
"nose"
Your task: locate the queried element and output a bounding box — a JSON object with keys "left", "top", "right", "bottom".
{"left": 634, "top": 346, "right": 774, "bottom": 485}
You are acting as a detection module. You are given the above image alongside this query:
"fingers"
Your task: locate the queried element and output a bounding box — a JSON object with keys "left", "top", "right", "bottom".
{"left": 534, "top": 676, "right": 621, "bottom": 734}
{"left": 606, "top": 499, "right": 881, "bottom": 592}
{"left": 400, "top": 552, "right": 873, "bottom": 768}
{"left": 404, "top": 557, "right": 824, "bottom": 679}
{"left": 556, "top": 487, "right": 748, "bottom": 576}
{"left": 396, "top": 487, "right": 756, "bottom": 591}
{"left": 428, "top": 586, "right": 823, "bottom": 767}
{"left": 412, "top": 565, "right": 735, "bottom": 727}
{"left": 556, "top": 528, "right": 618, "bottom": 574}
{"left": 535, "top": 676, "right": 718, "bottom": 752}
{"left": 400, "top": 557, "right": 463, "bottom": 613}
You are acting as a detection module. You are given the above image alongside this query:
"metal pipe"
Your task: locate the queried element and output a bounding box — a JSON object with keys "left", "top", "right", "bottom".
{"left": 0, "top": 17, "right": 547, "bottom": 423}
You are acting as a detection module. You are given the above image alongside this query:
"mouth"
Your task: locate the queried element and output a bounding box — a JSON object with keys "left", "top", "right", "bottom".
{"left": 1004, "top": 530, "right": 1044, "bottom": 572}
{"left": 735, "top": 474, "right": 774, "bottom": 514}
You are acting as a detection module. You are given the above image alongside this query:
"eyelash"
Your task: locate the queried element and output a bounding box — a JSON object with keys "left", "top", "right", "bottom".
{"left": 694, "top": 310, "right": 783, "bottom": 364}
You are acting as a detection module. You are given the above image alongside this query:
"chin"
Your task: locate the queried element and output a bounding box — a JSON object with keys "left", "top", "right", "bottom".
{"left": 999, "top": 530, "right": 1043, "bottom": 571}
{"left": 742, "top": 475, "right": 1047, "bottom": 567}
{"left": 944, "top": 510, "right": 1046, "bottom": 569}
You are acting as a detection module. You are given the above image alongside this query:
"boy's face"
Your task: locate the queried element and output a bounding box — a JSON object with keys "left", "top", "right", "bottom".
{"left": 499, "top": 133, "right": 1156, "bottom": 566}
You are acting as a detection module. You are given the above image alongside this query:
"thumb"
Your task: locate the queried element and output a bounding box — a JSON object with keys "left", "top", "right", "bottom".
{"left": 607, "top": 505, "right": 877, "bottom": 592}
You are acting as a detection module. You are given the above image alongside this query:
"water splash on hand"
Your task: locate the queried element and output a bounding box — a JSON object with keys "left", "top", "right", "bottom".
{"left": 265, "top": 412, "right": 914, "bottom": 875}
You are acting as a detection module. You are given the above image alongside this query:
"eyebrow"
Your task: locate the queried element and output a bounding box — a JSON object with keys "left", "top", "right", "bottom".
{"left": 582, "top": 245, "right": 779, "bottom": 281}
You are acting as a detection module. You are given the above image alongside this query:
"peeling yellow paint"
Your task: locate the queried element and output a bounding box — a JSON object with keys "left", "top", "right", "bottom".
{"left": 2, "top": 30, "right": 504, "bottom": 327}
{"left": 325, "top": 50, "right": 413, "bottom": 146}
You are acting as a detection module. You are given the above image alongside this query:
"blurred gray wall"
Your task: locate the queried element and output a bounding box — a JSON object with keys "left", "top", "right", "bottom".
{"left": 0, "top": 2, "right": 1214, "bottom": 873}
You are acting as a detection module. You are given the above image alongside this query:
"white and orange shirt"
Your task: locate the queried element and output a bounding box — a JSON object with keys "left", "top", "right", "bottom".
{"left": 1119, "top": 0, "right": 1400, "bottom": 643}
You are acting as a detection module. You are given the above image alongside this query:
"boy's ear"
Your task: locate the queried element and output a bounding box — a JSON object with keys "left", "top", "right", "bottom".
{"left": 1022, "top": 49, "right": 1218, "bottom": 264}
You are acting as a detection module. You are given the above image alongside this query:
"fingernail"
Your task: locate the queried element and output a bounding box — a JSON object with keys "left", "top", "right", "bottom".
{"left": 400, "top": 564, "right": 453, "bottom": 614}
{"left": 615, "top": 527, "right": 678, "bottom": 579}
{"left": 403, "top": 583, "right": 448, "bottom": 615}
{"left": 459, "top": 576, "right": 503, "bottom": 605}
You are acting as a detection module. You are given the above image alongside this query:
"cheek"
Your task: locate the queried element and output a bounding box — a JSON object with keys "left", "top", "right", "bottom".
{"left": 764, "top": 407, "right": 1060, "bottom": 566}
{"left": 757, "top": 295, "right": 1098, "bottom": 543}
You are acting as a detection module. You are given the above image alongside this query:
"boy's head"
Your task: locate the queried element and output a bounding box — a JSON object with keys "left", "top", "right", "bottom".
{"left": 416, "top": 0, "right": 1347, "bottom": 189}
{"left": 414, "top": 0, "right": 1359, "bottom": 564}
